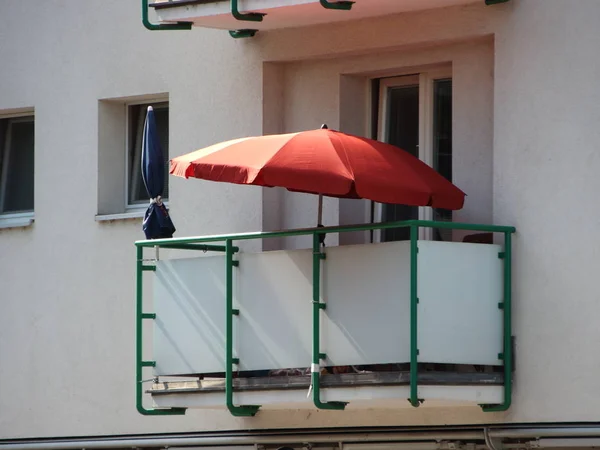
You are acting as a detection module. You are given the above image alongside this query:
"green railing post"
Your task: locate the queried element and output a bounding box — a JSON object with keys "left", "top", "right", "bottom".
{"left": 311, "top": 232, "right": 347, "bottom": 410}
{"left": 231, "top": 0, "right": 265, "bottom": 21}
{"left": 141, "top": 0, "right": 192, "bottom": 31}
{"left": 225, "top": 239, "right": 261, "bottom": 416}
{"left": 228, "top": 0, "right": 263, "bottom": 38}
{"left": 228, "top": 30, "right": 258, "bottom": 39}
{"left": 135, "top": 245, "right": 186, "bottom": 416}
{"left": 409, "top": 224, "right": 421, "bottom": 407}
{"left": 482, "top": 231, "right": 513, "bottom": 412}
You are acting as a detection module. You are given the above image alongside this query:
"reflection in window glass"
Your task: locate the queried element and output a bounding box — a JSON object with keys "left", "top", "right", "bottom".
{"left": 382, "top": 84, "right": 419, "bottom": 242}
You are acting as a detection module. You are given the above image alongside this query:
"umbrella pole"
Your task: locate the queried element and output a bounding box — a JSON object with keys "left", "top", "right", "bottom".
{"left": 317, "top": 194, "right": 326, "bottom": 247}
{"left": 317, "top": 194, "right": 323, "bottom": 226}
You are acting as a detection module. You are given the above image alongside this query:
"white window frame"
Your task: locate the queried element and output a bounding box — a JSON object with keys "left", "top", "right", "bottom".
{"left": 124, "top": 99, "right": 169, "bottom": 211}
{"left": 373, "top": 67, "right": 452, "bottom": 242}
{"left": 0, "top": 112, "right": 35, "bottom": 221}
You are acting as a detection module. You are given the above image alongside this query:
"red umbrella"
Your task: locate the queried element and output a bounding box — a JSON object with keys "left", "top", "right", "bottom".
{"left": 170, "top": 126, "right": 465, "bottom": 223}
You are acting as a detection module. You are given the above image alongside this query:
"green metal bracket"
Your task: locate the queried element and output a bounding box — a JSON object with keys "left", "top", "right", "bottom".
{"left": 311, "top": 233, "right": 347, "bottom": 411}
{"left": 225, "top": 240, "right": 261, "bottom": 417}
{"left": 141, "top": 0, "right": 192, "bottom": 31}
{"left": 229, "top": 29, "right": 258, "bottom": 39}
{"left": 409, "top": 225, "right": 421, "bottom": 407}
{"left": 320, "top": 0, "right": 354, "bottom": 10}
{"left": 481, "top": 231, "right": 513, "bottom": 412}
{"left": 135, "top": 246, "right": 186, "bottom": 416}
{"left": 231, "top": 0, "right": 265, "bottom": 22}
{"left": 485, "top": 0, "right": 510, "bottom": 4}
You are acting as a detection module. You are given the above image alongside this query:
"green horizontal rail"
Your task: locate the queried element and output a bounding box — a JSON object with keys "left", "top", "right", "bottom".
{"left": 136, "top": 219, "right": 515, "bottom": 415}
{"left": 158, "top": 243, "right": 232, "bottom": 252}
{"left": 135, "top": 220, "right": 516, "bottom": 248}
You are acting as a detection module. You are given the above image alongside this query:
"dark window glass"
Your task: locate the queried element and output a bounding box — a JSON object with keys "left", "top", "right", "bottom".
{"left": 0, "top": 117, "right": 35, "bottom": 213}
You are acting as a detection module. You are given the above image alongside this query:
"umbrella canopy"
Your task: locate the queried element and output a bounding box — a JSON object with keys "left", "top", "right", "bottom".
{"left": 170, "top": 127, "right": 465, "bottom": 210}
{"left": 141, "top": 106, "right": 176, "bottom": 239}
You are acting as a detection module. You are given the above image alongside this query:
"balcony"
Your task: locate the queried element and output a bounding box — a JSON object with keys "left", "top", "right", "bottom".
{"left": 135, "top": 220, "right": 514, "bottom": 416}
{"left": 149, "top": 0, "right": 480, "bottom": 34}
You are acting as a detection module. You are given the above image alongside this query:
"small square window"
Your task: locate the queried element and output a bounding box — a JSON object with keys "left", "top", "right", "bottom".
{"left": 0, "top": 115, "right": 34, "bottom": 214}
{"left": 127, "top": 102, "right": 169, "bottom": 206}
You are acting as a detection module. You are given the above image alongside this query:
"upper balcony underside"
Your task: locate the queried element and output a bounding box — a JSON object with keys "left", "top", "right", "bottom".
{"left": 151, "top": 0, "right": 481, "bottom": 32}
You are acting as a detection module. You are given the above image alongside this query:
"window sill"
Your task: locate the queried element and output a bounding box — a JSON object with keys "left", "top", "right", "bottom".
{"left": 95, "top": 210, "right": 145, "bottom": 222}
{"left": 0, "top": 214, "right": 34, "bottom": 229}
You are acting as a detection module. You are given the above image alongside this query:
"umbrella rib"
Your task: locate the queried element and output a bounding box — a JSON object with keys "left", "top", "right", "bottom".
{"left": 251, "top": 133, "right": 302, "bottom": 185}
{"left": 253, "top": 132, "right": 354, "bottom": 190}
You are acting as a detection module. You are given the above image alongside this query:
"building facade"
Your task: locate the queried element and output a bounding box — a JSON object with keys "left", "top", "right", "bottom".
{"left": 2, "top": 0, "right": 600, "bottom": 448}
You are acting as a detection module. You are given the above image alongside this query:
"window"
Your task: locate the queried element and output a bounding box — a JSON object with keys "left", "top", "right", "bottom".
{"left": 126, "top": 101, "right": 169, "bottom": 207}
{"left": 374, "top": 69, "right": 452, "bottom": 242}
{"left": 0, "top": 115, "right": 34, "bottom": 215}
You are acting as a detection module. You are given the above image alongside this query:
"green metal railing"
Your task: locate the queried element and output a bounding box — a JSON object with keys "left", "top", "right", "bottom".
{"left": 141, "top": 0, "right": 192, "bottom": 31}
{"left": 135, "top": 219, "right": 515, "bottom": 416}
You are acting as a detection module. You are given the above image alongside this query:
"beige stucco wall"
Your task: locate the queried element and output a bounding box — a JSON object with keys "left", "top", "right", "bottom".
{"left": 1, "top": 0, "right": 600, "bottom": 440}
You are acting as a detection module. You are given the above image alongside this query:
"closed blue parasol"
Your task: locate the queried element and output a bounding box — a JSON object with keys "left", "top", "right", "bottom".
{"left": 141, "top": 106, "right": 176, "bottom": 239}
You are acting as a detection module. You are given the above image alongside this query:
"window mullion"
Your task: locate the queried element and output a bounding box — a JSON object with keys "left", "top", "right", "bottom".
{"left": 418, "top": 73, "right": 434, "bottom": 238}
